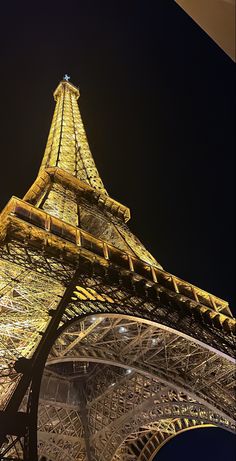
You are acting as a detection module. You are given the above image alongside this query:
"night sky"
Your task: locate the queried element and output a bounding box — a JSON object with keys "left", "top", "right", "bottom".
{"left": 0, "top": 1, "right": 235, "bottom": 460}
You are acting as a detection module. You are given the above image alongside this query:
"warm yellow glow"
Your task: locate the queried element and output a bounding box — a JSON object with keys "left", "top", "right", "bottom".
{"left": 0, "top": 78, "right": 234, "bottom": 460}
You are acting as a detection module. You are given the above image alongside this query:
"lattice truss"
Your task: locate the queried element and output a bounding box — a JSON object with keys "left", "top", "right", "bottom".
{"left": 0, "top": 241, "right": 75, "bottom": 409}
{"left": 38, "top": 404, "right": 86, "bottom": 461}
{"left": 37, "top": 311, "right": 235, "bottom": 461}
{"left": 0, "top": 239, "right": 235, "bottom": 460}
{"left": 113, "top": 419, "right": 209, "bottom": 461}
{"left": 39, "top": 81, "right": 106, "bottom": 193}
{"left": 38, "top": 365, "right": 215, "bottom": 461}
{"left": 40, "top": 180, "right": 158, "bottom": 267}
{"left": 0, "top": 79, "right": 235, "bottom": 461}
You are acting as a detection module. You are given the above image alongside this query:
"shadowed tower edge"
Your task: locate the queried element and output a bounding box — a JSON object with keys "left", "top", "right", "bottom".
{"left": 0, "top": 77, "right": 235, "bottom": 461}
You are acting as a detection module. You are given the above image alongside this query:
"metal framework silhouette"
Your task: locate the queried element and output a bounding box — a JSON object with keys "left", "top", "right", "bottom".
{"left": 0, "top": 78, "right": 235, "bottom": 461}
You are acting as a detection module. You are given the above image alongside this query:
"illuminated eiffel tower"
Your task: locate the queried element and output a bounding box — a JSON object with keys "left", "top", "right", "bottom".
{"left": 0, "top": 76, "right": 235, "bottom": 461}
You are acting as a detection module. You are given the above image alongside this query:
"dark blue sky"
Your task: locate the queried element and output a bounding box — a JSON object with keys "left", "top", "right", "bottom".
{"left": 155, "top": 427, "right": 235, "bottom": 460}
{"left": 0, "top": 1, "right": 235, "bottom": 459}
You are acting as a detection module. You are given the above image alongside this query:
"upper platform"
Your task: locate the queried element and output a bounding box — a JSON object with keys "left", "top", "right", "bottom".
{"left": 53, "top": 80, "right": 80, "bottom": 101}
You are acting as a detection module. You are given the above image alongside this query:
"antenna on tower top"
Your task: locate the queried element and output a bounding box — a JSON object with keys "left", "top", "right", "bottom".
{"left": 63, "top": 74, "right": 70, "bottom": 81}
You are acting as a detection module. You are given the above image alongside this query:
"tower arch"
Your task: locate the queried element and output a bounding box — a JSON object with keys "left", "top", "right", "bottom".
{"left": 36, "top": 312, "right": 234, "bottom": 460}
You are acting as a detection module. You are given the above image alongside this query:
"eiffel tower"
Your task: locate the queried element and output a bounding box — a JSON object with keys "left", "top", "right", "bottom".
{"left": 0, "top": 76, "right": 235, "bottom": 461}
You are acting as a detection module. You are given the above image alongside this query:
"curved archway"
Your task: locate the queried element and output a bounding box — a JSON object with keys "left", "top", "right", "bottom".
{"left": 37, "top": 312, "right": 235, "bottom": 460}
{"left": 45, "top": 313, "right": 235, "bottom": 423}
{"left": 113, "top": 420, "right": 213, "bottom": 460}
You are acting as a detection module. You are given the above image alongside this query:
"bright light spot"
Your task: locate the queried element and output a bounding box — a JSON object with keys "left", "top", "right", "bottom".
{"left": 91, "top": 316, "right": 103, "bottom": 322}
{"left": 152, "top": 338, "right": 158, "bottom": 345}
{"left": 119, "top": 326, "right": 127, "bottom": 334}
{"left": 126, "top": 368, "right": 132, "bottom": 374}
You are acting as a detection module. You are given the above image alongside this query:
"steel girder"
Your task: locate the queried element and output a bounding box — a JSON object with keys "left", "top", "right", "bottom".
{"left": 0, "top": 245, "right": 235, "bottom": 460}
{"left": 34, "top": 311, "right": 235, "bottom": 460}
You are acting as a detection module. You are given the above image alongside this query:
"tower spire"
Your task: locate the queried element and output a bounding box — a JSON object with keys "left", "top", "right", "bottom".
{"left": 39, "top": 78, "right": 107, "bottom": 194}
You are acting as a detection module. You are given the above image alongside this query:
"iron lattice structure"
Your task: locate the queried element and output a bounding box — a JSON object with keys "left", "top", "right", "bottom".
{"left": 0, "top": 79, "right": 235, "bottom": 461}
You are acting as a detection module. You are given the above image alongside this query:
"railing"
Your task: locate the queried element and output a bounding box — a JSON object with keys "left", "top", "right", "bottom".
{"left": 0, "top": 197, "right": 232, "bottom": 318}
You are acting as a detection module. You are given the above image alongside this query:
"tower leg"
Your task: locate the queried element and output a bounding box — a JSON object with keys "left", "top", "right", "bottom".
{"left": 0, "top": 269, "right": 81, "bottom": 460}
